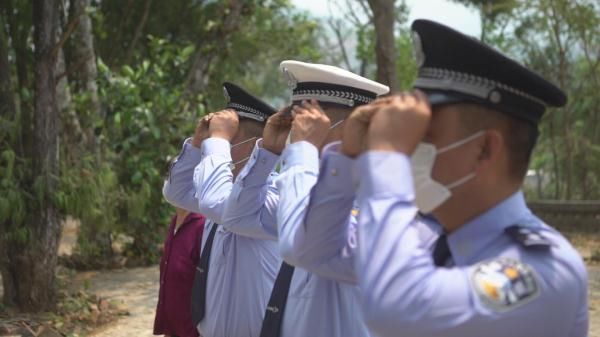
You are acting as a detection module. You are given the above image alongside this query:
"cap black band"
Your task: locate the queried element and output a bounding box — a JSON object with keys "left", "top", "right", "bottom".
{"left": 226, "top": 102, "right": 268, "bottom": 122}
{"left": 292, "top": 82, "right": 377, "bottom": 107}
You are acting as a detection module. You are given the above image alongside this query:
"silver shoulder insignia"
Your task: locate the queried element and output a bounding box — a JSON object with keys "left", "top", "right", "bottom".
{"left": 411, "top": 30, "right": 426, "bottom": 67}
{"left": 223, "top": 86, "right": 230, "bottom": 103}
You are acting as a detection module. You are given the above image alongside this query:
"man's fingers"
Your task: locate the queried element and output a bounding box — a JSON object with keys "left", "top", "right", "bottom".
{"left": 280, "top": 116, "right": 292, "bottom": 127}
{"left": 225, "top": 108, "right": 237, "bottom": 117}
{"left": 370, "top": 95, "right": 397, "bottom": 106}
{"left": 303, "top": 99, "right": 325, "bottom": 116}
{"left": 402, "top": 93, "right": 418, "bottom": 107}
{"left": 292, "top": 104, "right": 309, "bottom": 117}
{"left": 204, "top": 112, "right": 214, "bottom": 121}
{"left": 299, "top": 100, "right": 319, "bottom": 116}
{"left": 357, "top": 107, "right": 379, "bottom": 121}
{"left": 211, "top": 109, "right": 239, "bottom": 122}
{"left": 412, "top": 89, "right": 431, "bottom": 108}
{"left": 309, "top": 99, "right": 325, "bottom": 116}
{"left": 350, "top": 104, "right": 379, "bottom": 122}
{"left": 300, "top": 100, "right": 314, "bottom": 115}
{"left": 267, "top": 112, "right": 292, "bottom": 127}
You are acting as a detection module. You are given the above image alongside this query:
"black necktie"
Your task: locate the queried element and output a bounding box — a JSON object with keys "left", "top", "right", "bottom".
{"left": 191, "top": 223, "right": 219, "bottom": 326}
{"left": 259, "top": 262, "right": 295, "bottom": 337}
{"left": 432, "top": 234, "right": 452, "bottom": 267}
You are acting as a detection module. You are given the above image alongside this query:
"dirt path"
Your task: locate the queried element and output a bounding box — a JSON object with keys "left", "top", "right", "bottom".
{"left": 72, "top": 266, "right": 159, "bottom": 337}
{"left": 75, "top": 264, "right": 600, "bottom": 337}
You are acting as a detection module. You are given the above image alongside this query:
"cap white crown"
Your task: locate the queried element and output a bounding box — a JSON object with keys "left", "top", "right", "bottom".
{"left": 280, "top": 60, "right": 389, "bottom": 96}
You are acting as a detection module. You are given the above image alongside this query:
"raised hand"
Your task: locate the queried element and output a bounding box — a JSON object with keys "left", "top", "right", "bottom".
{"left": 208, "top": 109, "right": 239, "bottom": 142}
{"left": 290, "top": 100, "right": 331, "bottom": 149}
{"left": 340, "top": 103, "right": 379, "bottom": 158}
{"left": 262, "top": 109, "right": 293, "bottom": 155}
{"left": 367, "top": 91, "right": 432, "bottom": 155}
{"left": 191, "top": 113, "right": 213, "bottom": 148}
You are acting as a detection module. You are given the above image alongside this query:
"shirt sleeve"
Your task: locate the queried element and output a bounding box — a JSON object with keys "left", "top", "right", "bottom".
{"left": 162, "top": 138, "right": 204, "bottom": 213}
{"left": 221, "top": 139, "right": 281, "bottom": 240}
{"left": 276, "top": 141, "right": 358, "bottom": 283}
{"left": 192, "top": 137, "right": 234, "bottom": 224}
{"left": 355, "top": 151, "right": 583, "bottom": 337}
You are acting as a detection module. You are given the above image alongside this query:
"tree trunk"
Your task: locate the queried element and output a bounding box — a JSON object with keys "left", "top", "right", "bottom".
{"left": 3, "top": 0, "right": 33, "bottom": 158}
{"left": 0, "top": 11, "right": 18, "bottom": 308}
{"left": 547, "top": 3, "right": 572, "bottom": 199}
{"left": 56, "top": 11, "right": 87, "bottom": 164}
{"left": 69, "top": 0, "right": 101, "bottom": 153}
{"left": 68, "top": 0, "right": 113, "bottom": 260}
{"left": 0, "top": 15, "right": 16, "bottom": 120}
{"left": 6, "top": 0, "right": 63, "bottom": 312}
{"left": 367, "top": 0, "right": 399, "bottom": 93}
{"left": 182, "top": 0, "right": 246, "bottom": 106}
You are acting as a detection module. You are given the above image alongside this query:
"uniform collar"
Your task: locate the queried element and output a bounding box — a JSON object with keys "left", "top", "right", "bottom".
{"left": 446, "top": 191, "right": 531, "bottom": 265}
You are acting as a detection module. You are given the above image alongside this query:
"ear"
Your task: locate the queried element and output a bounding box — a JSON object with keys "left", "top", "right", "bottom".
{"left": 475, "top": 129, "right": 504, "bottom": 172}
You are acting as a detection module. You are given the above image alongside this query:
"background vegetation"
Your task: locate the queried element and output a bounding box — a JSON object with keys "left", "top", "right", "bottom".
{"left": 0, "top": 0, "right": 598, "bottom": 311}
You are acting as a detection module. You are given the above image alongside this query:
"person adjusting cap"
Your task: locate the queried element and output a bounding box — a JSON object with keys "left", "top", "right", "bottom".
{"left": 280, "top": 60, "right": 390, "bottom": 107}
{"left": 223, "top": 82, "right": 277, "bottom": 123}
{"left": 411, "top": 19, "right": 567, "bottom": 124}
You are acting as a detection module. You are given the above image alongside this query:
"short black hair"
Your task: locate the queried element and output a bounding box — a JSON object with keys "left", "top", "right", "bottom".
{"left": 457, "top": 104, "right": 538, "bottom": 181}
{"left": 239, "top": 118, "right": 265, "bottom": 139}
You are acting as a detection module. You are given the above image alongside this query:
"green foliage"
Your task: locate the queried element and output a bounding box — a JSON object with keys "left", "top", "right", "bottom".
{"left": 204, "top": 5, "right": 323, "bottom": 104}
{"left": 396, "top": 32, "right": 418, "bottom": 90}
{"left": 458, "top": 0, "right": 600, "bottom": 199}
{"left": 356, "top": 26, "right": 377, "bottom": 79}
{"left": 95, "top": 37, "right": 198, "bottom": 263}
{"left": 0, "top": 105, "right": 32, "bottom": 247}
{"left": 58, "top": 156, "right": 121, "bottom": 260}
{"left": 513, "top": 0, "right": 600, "bottom": 200}
{"left": 3, "top": 0, "right": 593, "bottom": 276}
{"left": 60, "top": 0, "right": 324, "bottom": 263}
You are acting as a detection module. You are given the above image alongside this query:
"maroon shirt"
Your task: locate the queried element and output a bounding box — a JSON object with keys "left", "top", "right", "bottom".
{"left": 154, "top": 213, "right": 205, "bottom": 337}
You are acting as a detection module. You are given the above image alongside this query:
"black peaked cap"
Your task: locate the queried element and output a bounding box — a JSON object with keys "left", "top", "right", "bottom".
{"left": 411, "top": 19, "right": 567, "bottom": 124}
{"left": 222, "top": 82, "right": 277, "bottom": 123}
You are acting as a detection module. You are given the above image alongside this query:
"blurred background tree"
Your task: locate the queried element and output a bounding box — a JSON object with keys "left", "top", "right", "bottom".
{"left": 453, "top": 0, "right": 600, "bottom": 200}
{"left": 0, "top": 0, "right": 598, "bottom": 312}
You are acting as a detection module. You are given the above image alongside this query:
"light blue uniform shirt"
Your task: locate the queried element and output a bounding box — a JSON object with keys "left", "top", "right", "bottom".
{"left": 276, "top": 141, "right": 358, "bottom": 283}
{"left": 163, "top": 138, "right": 281, "bottom": 337}
{"left": 224, "top": 140, "right": 371, "bottom": 337}
{"left": 354, "top": 151, "right": 589, "bottom": 337}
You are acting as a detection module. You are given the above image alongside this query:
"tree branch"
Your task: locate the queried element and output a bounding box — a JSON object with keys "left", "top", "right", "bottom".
{"left": 328, "top": 18, "right": 354, "bottom": 71}
{"left": 51, "top": 7, "right": 82, "bottom": 59}
{"left": 124, "top": 0, "right": 152, "bottom": 65}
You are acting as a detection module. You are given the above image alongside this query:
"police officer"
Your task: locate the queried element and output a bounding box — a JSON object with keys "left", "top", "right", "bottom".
{"left": 163, "top": 82, "right": 281, "bottom": 337}
{"left": 221, "top": 60, "right": 389, "bottom": 337}
{"left": 342, "top": 19, "right": 588, "bottom": 337}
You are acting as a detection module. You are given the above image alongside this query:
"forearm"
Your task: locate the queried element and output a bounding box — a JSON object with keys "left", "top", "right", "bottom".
{"left": 276, "top": 141, "right": 320, "bottom": 265}
{"left": 163, "top": 138, "right": 204, "bottom": 213}
{"left": 194, "top": 137, "right": 233, "bottom": 223}
{"left": 221, "top": 139, "right": 280, "bottom": 240}
{"left": 280, "top": 141, "right": 358, "bottom": 283}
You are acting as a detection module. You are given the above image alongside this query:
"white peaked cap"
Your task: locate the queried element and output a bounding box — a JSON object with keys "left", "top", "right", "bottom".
{"left": 280, "top": 60, "right": 390, "bottom": 107}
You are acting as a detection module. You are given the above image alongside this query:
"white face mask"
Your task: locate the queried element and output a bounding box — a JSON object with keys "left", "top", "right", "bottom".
{"left": 411, "top": 131, "right": 485, "bottom": 213}
{"left": 284, "top": 119, "right": 345, "bottom": 147}
{"left": 229, "top": 137, "right": 257, "bottom": 170}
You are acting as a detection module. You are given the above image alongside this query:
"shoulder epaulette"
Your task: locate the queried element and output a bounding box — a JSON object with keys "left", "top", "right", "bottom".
{"left": 505, "top": 225, "right": 554, "bottom": 249}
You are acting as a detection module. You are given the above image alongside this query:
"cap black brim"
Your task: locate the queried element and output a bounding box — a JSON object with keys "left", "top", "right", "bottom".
{"left": 422, "top": 90, "right": 474, "bottom": 107}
